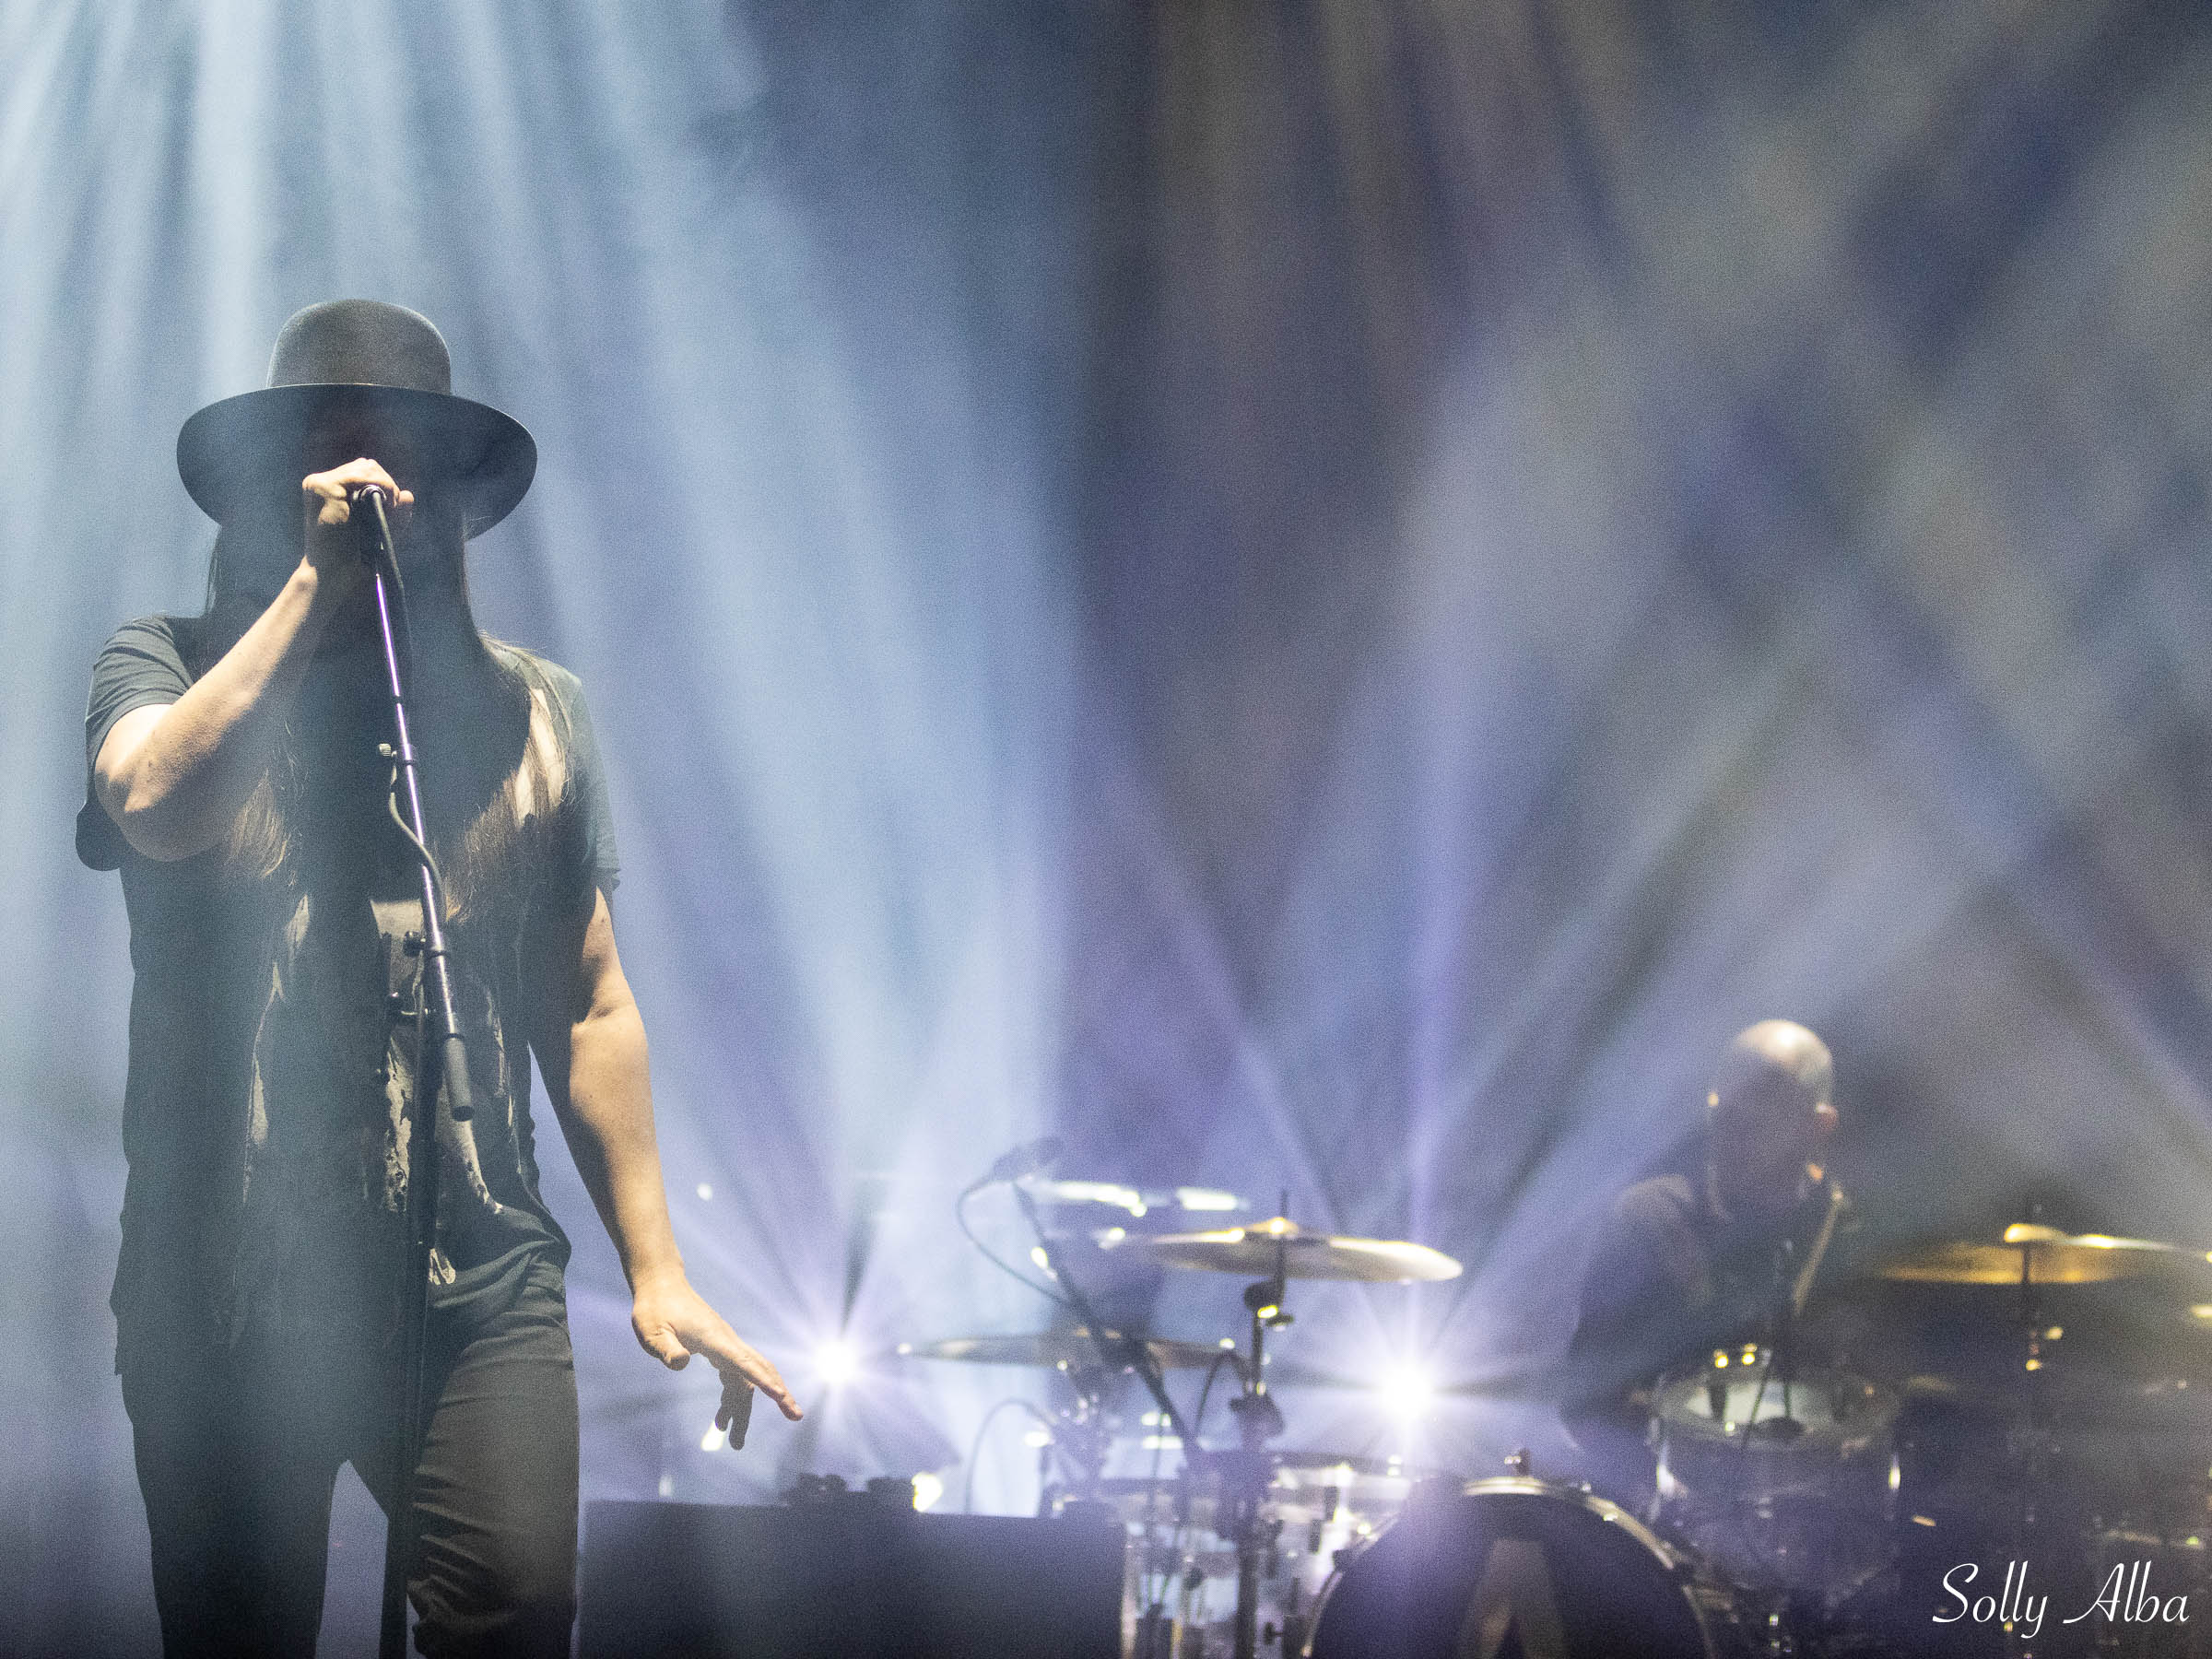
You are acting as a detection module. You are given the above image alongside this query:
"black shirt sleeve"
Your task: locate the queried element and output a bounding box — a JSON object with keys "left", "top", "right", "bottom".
{"left": 539, "top": 659, "right": 621, "bottom": 903}
{"left": 77, "top": 617, "right": 193, "bottom": 871}
{"left": 1558, "top": 1175, "right": 1706, "bottom": 1500}
{"left": 1566, "top": 1175, "right": 1707, "bottom": 1383}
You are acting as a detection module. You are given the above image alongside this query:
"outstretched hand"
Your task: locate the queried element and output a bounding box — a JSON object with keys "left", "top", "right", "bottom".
{"left": 631, "top": 1275, "right": 804, "bottom": 1431}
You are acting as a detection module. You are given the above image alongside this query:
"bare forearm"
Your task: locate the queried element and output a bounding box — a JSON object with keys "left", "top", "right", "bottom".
{"left": 536, "top": 889, "right": 802, "bottom": 1420}
{"left": 554, "top": 1002, "right": 686, "bottom": 1291}
{"left": 98, "top": 460, "right": 408, "bottom": 861}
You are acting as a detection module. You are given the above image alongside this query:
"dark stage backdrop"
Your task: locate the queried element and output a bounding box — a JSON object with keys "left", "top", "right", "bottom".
{"left": 10, "top": 0, "right": 2212, "bottom": 1650}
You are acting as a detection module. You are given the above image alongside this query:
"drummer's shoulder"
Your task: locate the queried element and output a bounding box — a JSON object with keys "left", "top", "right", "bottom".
{"left": 1611, "top": 1173, "right": 1699, "bottom": 1237}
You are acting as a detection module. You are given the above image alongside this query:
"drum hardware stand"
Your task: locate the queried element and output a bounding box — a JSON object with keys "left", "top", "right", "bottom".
{"left": 1730, "top": 1184, "right": 1848, "bottom": 1468}
{"left": 1036, "top": 1368, "right": 1117, "bottom": 1512}
{"left": 1009, "top": 1182, "right": 1221, "bottom": 1649}
{"left": 1713, "top": 1183, "right": 1858, "bottom": 1616}
{"left": 354, "top": 488, "right": 481, "bottom": 1659}
{"left": 984, "top": 1188, "right": 1460, "bottom": 1657}
{"left": 1738, "top": 1182, "right": 1849, "bottom": 1460}
{"left": 1223, "top": 1226, "right": 1293, "bottom": 1659}
{"left": 2009, "top": 1214, "right": 2056, "bottom": 1659}
{"left": 1721, "top": 1241, "right": 1807, "bottom": 1579}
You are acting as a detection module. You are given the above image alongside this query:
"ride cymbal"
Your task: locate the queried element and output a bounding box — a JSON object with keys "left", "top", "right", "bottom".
{"left": 897, "top": 1329, "right": 1233, "bottom": 1371}
{"left": 1878, "top": 1227, "right": 2212, "bottom": 1288}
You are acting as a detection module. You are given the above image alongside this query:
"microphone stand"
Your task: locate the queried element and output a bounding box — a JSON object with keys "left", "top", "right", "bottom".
{"left": 1009, "top": 1182, "right": 1207, "bottom": 1467}
{"left": 358, "top": 489, "right": 479, "bottom": 1659}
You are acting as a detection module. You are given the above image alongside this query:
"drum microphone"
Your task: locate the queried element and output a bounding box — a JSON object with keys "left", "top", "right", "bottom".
{"left": 971, "top": 1135, "right": 1065, "bottom": 1191}
{"left": 1789, "top": 1177, "right": 1851, "bottom": 1317}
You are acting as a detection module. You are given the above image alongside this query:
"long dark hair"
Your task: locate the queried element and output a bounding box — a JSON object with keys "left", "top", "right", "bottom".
{"left": 195, "top": 514, "right": 571, "bottom": 927}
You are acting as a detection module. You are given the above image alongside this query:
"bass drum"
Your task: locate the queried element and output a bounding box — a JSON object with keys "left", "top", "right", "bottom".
{"left": 1303, "top": 1477, "right": 1748, "bottom": 1659}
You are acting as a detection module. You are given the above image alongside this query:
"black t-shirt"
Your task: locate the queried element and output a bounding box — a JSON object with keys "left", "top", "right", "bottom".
{"left": 1565, "top": 1176, "right": 1783, "bottom": 1390}
{"left": 1559, "top": 1170, "right": 1819, "bottom": 1501}
{"left": 80, "top": 612, "right": 621, "bottom": 1373}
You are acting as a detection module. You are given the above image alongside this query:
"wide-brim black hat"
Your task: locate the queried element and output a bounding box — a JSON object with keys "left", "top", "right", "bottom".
{"left": 176, "top": 299, "right": 535, "bottom": 539}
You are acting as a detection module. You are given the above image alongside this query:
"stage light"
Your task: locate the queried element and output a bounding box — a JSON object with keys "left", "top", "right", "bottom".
{"left": 815, "top": 1338, "right": 862, "bottom": 1388}
{"left": 1381, "top": 1364, "right": 1437, "bottom": 1420}
{"left": 700, "top": 1422, "right": 728, "bottom": 1453}
{"left": 911, "top": 1471, "right": 945, "bottom": 1511}
{"left": 1174, "top": 1188, "right": 1241, "bottom": 1211}
{"left": 1045, "top": 1181, "right": 1146, "bottom": 1216}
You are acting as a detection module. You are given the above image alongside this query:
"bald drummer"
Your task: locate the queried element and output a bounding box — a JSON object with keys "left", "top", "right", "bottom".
{"left": 1559, "top": 1019, "right": 1842, "bottom": 1505}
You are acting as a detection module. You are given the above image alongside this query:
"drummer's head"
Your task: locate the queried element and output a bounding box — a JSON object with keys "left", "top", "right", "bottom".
{"left": 1705, "top": 1019, "right": 1837, "bottom": 1220}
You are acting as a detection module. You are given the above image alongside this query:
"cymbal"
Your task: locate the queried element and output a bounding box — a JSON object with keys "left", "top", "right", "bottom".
{"left": 1879, "top": 1227, "right": 2212, "bottom": 1288}
{"left": 1270, "top": 1449, "right": 1439, "bottom": 1479}
{"left": 897, "top": 1328, "right": 1234, "bottom": 1371}
{"left": 1896, "top": 1368, "right": 2212, "bottom": 1428}
{"left": 1108, "top": 1217, "right": 1463, "bottom": 1283}
{"left": 1021, "top": 1178, "right": 1249, "bottom": 1218}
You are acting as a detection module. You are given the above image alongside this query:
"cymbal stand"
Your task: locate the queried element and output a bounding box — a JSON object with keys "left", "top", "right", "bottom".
{"left": 1226, "top": 1232, "right": 1291, "bottom": 1659}
{"left": 2009, "top": 1228, "right": 2053, "bottom": 1659}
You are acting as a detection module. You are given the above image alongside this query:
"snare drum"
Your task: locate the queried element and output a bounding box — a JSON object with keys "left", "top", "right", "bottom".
{"left": 1303, "top": 1477, "right": 1748, "bottom": 1659}
{"left": 1653, "top": 1347, "right": 1898, "bottom": 1598}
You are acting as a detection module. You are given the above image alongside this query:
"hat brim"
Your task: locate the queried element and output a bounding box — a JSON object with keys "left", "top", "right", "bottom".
{"left": 177, "top": 383, "right": 536, "bottom": 539}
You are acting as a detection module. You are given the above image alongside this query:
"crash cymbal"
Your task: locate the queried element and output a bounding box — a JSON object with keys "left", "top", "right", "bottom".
{"left": 897, "top": 1328, "right": 1234, "bottom": 1371}
{"left": 1879, "top": 1227, "right": 2212, "bottom": 1288}
{"left": 1108, "top": 1217, "right": 1463, "bottom": 1283}
{"left": 1021, "top": 1178, "right": 1249, "bottom": 1219}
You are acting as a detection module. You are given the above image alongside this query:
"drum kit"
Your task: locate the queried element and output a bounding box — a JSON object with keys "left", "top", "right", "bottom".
{"left": 900, "top": 1180, "right": 2212, "bottom": 1659}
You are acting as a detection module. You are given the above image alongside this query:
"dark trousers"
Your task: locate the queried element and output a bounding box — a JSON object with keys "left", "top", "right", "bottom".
{"left": 123, "top": 1262, "right": 579, "bottom": 1658}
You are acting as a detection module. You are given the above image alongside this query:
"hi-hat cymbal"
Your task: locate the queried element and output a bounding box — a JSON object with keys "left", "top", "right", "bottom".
{"left": 897, "top": 1329, "right": 1234, "bottom": 1371}
{"left": 1108, "top": 1217, "right": 1463, "bottom": 1283}
{"left": 1879, "top": 1227, "right": 2212, "bottom": 1288}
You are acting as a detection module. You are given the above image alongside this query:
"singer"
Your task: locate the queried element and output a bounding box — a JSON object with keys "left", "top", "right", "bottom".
{"left": 76, "top": 300, "right": 801, "bottom": 1657}
{"left": 1555, "top": 1018, "right": 1842, "bottom": 1504}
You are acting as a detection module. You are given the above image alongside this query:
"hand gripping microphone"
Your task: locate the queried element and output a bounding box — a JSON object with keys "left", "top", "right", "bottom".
{"left": 350, "top": 483, "right": 397, "bottom": 566}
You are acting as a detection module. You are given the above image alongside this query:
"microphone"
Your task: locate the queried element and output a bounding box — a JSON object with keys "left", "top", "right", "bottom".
{"left": 350, "top": 483, "right": 397, "bottom": 565}
{"left": 972, "top": 1135, "right": 1065, "bottom": 1190}
{"left": 1788, "top": 1176, "right": 1851, "bottom": 1318}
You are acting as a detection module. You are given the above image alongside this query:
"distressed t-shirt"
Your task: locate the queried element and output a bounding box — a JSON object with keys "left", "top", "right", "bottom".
{"left": 79, "top": 611, "right": 621, "bottom": 1372}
